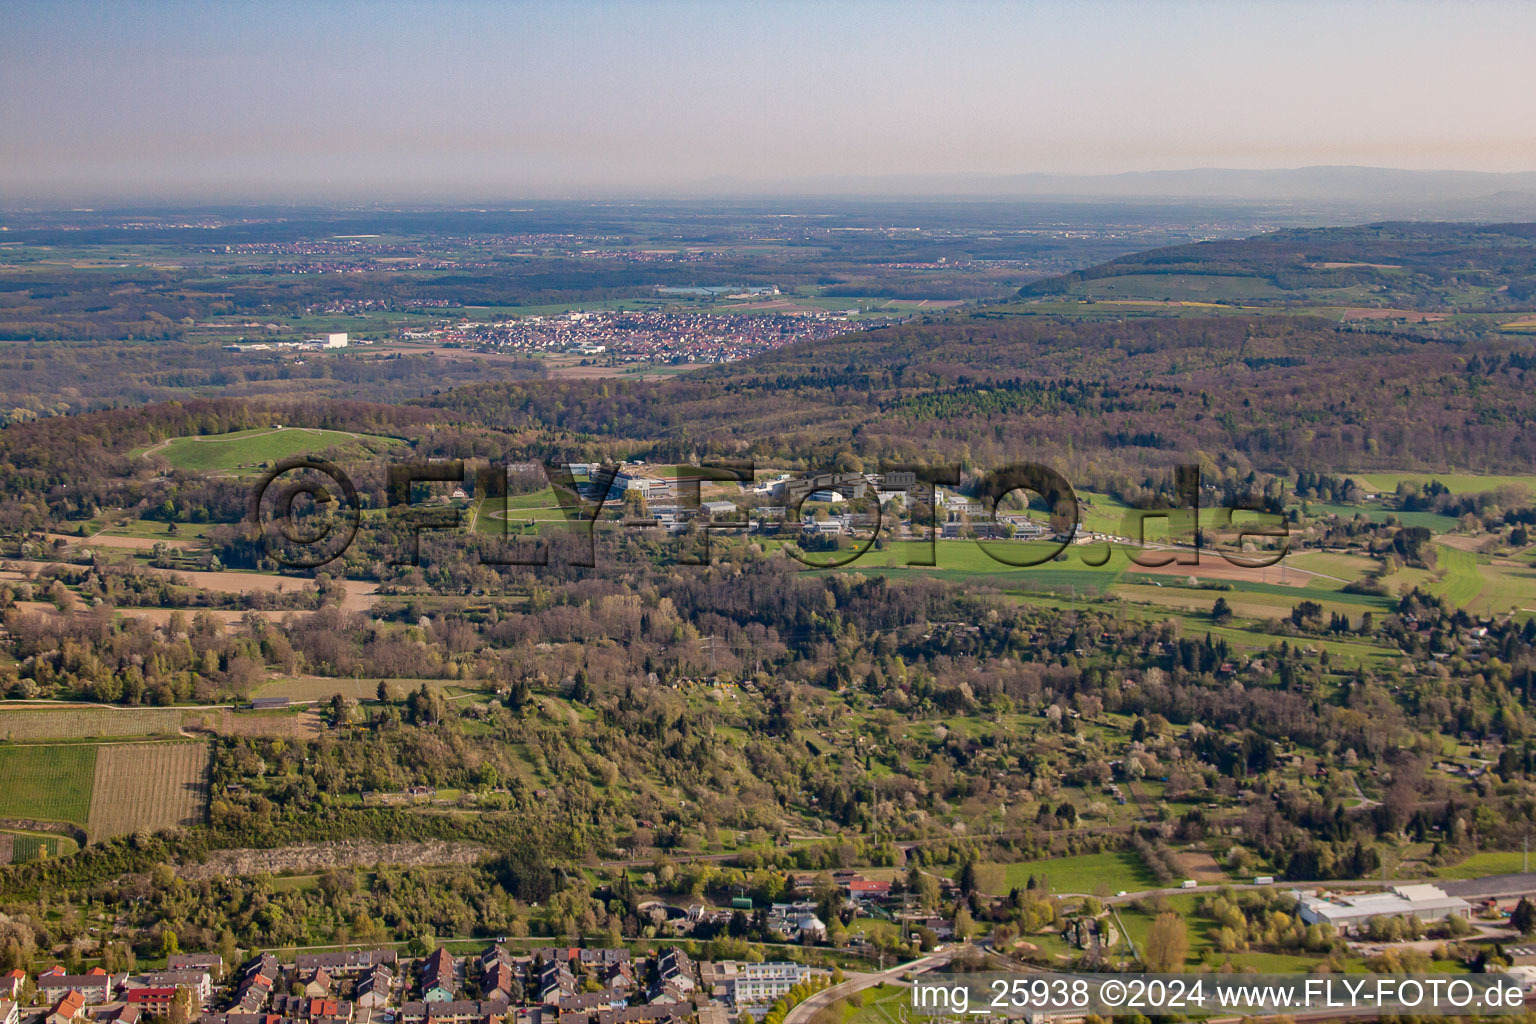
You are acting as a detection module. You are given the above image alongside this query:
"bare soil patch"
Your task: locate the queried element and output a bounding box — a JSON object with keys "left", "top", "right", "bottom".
{"left": 193, "top": 708, "right": 324, "bottom": 739}
{"left": 1174, "top": 850, "right": 1228, "bottom": 882}
{"left": 177, "top": 839, "right": 487, "bottom": 879}
{"left": 1438, "top": 534, "right": 1493, "bottom": 553}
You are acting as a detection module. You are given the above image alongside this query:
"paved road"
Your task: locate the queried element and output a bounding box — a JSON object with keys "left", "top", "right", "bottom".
{"left": 784, "top": 947, "right": 966, "bottom": 1024}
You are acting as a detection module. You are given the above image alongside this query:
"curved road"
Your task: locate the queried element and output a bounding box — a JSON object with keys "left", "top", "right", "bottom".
{"left": 785, "top": 947, "right": 965, "bottom": 1024}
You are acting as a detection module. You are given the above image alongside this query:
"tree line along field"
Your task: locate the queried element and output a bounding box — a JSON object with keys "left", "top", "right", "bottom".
{"left": 0, "top": 740, "right": 210, "bottom": 840}
{"left": 135, "top": 426, "right": 404, "bottom": 474}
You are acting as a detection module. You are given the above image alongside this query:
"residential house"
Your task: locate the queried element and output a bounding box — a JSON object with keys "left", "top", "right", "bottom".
{"left": 87, "top": 1006, "right": 139, "bottom": 1024}
{"left": 0, "top": 999, "right": 17, "bottom": 1024}
{"left": 40, "top": 971, "right": 113, "bottom": 1006}
{"left": 535, "top": 962, "right": 575, "bottom": 1006}
{"left": 481, "top": 961, "right": 518, "bottom": 1005}
{"left": 593, "top": 1007, "right": 687, "bottom": 1024}
{"left": 554, "top": 994, "right": 617, "bottom": 1015}
{"left": 353, "top": 966, "right": 392, "bottom": 1010}
{"left": 48, "top": 991, "right": 88, "bottom": 1024}
{"left": 198, "top": 1013, "right": 286, "bottom": 1024}
{"left": 478, "top": 946, "right": 511, "bottom": 972}
{"left": 294, "top": 953, "right": 396, "bottom": 978}
{"left": 302, "top": 999, "right": 351, "bottom": 1024}
{"left": 575, "top": 951, "right": 629, "bottom": 969}
{"left": 124, "top": 989, "right": 177, "bottom": 1017}
{"left": 233, "top": 975, "right": 271, "bottom": 1013}
{"left": 143, "top": 970, "right": 213, "bottom": 1005}
{"left": 166, "top": 956, "right": 223, "bottom": 979}
{"left": 300, "top": 970, "right": 332, "bottom": 999}
{"left": 1, "top": 972, "right": 23, "bottom": 1001}
{"left": 419, "top": 949, "right": 457, "bottom": 1003}
{"left": 233, "top": 956, "right": 278, "bottom": 1013}
{"left": 529, "top": 950, "right": 579, "bottom": 969}
{"left": 846, "top": 880, "right": 891, "bottom": 903}
{"left": 647, "top": 950, "right": 694, "bottom": 1005}
{"left": 270, "top": 996, "right": 353, "bottom": 1024}
{"left": 396, "top": 1000, "right": 492, "bottom": 1024}
{"left": 598, "top": 964, "right": 633, "bottom": 997}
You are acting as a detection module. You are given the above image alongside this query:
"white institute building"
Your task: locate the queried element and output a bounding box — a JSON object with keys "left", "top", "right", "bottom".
{"left": 701, "top": 962, "right": 812, "bottom": 1008}
{"left": 1293, "top": 883, "right": 1472, "bottom": 934}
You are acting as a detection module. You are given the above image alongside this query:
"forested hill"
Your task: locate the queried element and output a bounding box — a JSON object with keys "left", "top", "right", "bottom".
{"left": 1019, "top": 222, "right": 1536, "bottom": 310}
{"left": 421, "top": 314, "right": 1536, "bottom": 477}
{"left": 418, "top": 226, "right": 1536, "bottom": 477}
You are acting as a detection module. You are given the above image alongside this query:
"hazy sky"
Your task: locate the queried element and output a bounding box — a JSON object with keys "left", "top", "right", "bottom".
{"left": 4, "top": 0, "right": 1536, "bottom": 201}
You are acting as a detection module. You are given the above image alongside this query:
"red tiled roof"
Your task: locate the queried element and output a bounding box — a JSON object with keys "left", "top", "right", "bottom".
{"left": 126, "top": 989, "right": 177, "bottom": 1003}
{"left": 53, "top": 990, "right": 87, "bottom": 1019}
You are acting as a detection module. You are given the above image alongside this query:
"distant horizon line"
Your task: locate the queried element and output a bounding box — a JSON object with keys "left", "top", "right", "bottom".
{"left": 7, "top": 164, "right": 1536, "bottom": 212}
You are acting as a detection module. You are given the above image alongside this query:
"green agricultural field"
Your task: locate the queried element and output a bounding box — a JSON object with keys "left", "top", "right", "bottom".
{"left": 1296, "top": 502, "right": 1459, "bottom": 531}
{"left": 1431, "top": 545, "right": 1484, "bottom": 608}
{"left": 827, "top": 539, "right": 1127, "bottom": 593}
{"left": 1435, "top": 850, "right": 1536, "bottom": 879}
{"left": 1285, "top": 551, "right": 1379, "bottom": 581}
{"left": 1415, "top": 543, "right": 1536, "bottom": 614}
{"left": 1065, "top": 273, "right": 1289, "bottom": 302}
{"left": 1076, "top": 490, "right": 1234, "bottom": 537}
{"left": 1476, "top": 561, "right": 1536, "bottom": 615}
{"left": 1350, "top": 471, "right": 1536, "bottom": 496}
{"left": 0, "top": 706, "right": 187, "bottom": 741}
{"left": 138, "top": 426, "right": 403, "bottom": 473}
{"left": 999, "top": 850, "right": 1159, "bottom": 895}
{"left": 0, "top": 828, "right": 79, "bottom": 864}
{"left": 1121, "top": 607, "right": 1394, "bottom": 667}
{"left": 0, "top": 744, "right": 97, "bottom": 825}
{"left": 101, "top": 519, "right": 217, "bottom": 540}
{"left": 1112, "top": 578, "right": 1388, "bottom": 624}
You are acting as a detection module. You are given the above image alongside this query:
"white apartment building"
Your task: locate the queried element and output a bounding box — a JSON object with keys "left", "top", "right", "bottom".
{"left": 704, "top": 962, "right": 811, "bottom": 1007}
